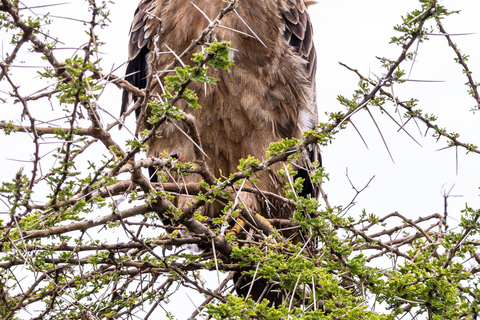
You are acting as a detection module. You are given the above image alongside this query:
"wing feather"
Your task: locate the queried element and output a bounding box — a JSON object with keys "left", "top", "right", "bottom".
{"left": 121, "top": 0, "right": 160, "bottom": 117}
{"left": 279, "top": 0, "right": 320, "bottom": 198}
{"left": 279, "top": 0, "right": 316, "bottom": 81}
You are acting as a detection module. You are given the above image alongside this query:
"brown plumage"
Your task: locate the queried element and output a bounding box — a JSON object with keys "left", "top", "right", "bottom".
{"left": 121, "top": 0, "right": 319, "bottom": 225}
{"left": 121, "top": 0, "right": 319, "bottom": 306}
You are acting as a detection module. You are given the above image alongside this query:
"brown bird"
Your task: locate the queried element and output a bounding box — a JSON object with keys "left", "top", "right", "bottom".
{"left": 121, "top": 0, "right": 319, "bottom": 219}
{"left": 121, "top": 0, "right": 319, "bottom": 306}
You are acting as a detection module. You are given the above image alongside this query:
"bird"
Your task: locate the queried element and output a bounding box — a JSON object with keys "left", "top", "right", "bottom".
{"left": 121, "top": 0, "right": 319, "bottom": 305}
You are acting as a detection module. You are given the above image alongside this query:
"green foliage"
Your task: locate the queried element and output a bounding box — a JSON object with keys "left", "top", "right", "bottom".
{"left": 152, "top": 41, "right": 235, "bottom": 120}
{"left": 266, "top": 138, "right": 301, "bottom": 158}
{"left": 41, "top": 55, "right": 103, "bottom": 105}
{"left": 1, "top": 121, "right": 16, "bottom": 135}
{"left": 221, "top": 244, "right": 393, "bottom": 320}
{"left": 237, "top": 155, "right": 261, "bottom": 171}
{"left": 203, "top": 41, "right": 235, "bottom": 71}
{"left": 1, "top": 1, "right": 480, "bottom": 320}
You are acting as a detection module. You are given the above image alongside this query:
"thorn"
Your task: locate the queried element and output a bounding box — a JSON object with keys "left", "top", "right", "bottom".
{"left": 233, "top": 9, "right": 267, "bottom": 48}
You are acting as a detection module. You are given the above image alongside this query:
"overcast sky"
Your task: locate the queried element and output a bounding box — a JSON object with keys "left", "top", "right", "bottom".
{"left": 309, "top": 1, "right": 480, "bottom": 224}
{"left": 2, "top": 0, "right": 480, "bottom": 318}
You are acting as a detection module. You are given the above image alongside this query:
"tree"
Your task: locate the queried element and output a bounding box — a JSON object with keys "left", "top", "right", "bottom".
{"left": 0, "top": 0, "right": 479, "bottom": 319}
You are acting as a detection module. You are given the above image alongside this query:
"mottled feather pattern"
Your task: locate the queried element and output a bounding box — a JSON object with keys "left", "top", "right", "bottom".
{"left": 121, "top": 0, "right": 320, "bottom": 219}
{"left": 280, "top": 0, "right": 315, "bottom": 81}
{"left": 129, "top": 0, "right": 158, "bottom": 59}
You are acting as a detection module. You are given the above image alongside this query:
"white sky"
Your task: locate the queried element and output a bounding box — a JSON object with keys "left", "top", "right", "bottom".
{"left": 1, "top": 0, "right": 480, "bottom": 318}
{"left": 314, "top": 1, "right": 480, "bottom": 224}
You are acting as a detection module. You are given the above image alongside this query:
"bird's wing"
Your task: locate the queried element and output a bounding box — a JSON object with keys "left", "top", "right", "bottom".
{"left": 280, "top": 0, "right": 321, "bottom": 197}
{"left": 120, "top": 0, "right": 160, "bottom": 118}
{"left": 280, "top": 0, "right": 317, "bottom": 84}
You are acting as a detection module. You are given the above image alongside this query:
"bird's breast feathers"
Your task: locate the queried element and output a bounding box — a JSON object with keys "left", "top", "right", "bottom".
{"left": 126, "top": 0, "right": 317, "bottom": 167}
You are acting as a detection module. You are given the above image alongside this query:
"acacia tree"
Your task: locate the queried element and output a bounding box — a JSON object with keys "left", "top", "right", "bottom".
{"left": 0, "top": 0, "right": 479, "bottom": 319}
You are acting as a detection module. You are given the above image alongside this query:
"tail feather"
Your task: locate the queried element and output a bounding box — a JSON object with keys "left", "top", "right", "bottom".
{"left": 294, "top": 143, "right": 321, "bottom": 199}
{"left": 120, "top": 45, "right": 150, "bottom": 119}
